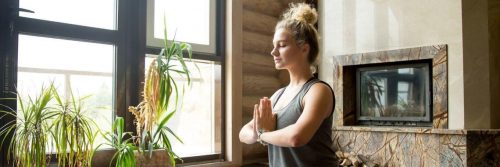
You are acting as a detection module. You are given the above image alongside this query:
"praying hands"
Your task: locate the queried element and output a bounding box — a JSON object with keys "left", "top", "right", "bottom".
{"left": 253, "top": 97, "right": 276, "bottom": 133}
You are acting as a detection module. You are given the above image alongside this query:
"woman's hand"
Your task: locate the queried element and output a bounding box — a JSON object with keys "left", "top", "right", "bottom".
{"left": 254, "top": 97, "right": 276, "bottom": 132}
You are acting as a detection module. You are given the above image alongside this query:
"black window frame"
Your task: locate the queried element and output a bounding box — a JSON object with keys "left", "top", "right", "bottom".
{"left": 0, "top": 0, "right": 226, "bottom": 165}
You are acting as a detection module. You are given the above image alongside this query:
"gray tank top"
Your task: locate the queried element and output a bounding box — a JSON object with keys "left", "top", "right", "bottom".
{"left": 268, "top": 78, "right": 338, "bottom": 167}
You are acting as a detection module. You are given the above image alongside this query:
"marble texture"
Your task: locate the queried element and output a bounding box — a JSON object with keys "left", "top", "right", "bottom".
{"left": 332, "top": 127, "right": 500, "bottom": 166}
{"left": 332, "top": 45, "right": 448, "bottom": 128}
{"left": 466, "top": 131, "right": 500, "bottom": 166}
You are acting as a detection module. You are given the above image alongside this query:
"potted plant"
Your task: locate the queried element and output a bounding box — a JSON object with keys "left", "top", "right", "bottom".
{"left": 102, "top": 117, "right": 137, "bottom": 167}
{"left": 128, "top": 20, "right": 196, "bottom": 167}
{"left": 0, "top": 84, "right": 101, "bottom": 167}
{"left": 0, "top": 85, "right": 55, "bottom": 166}
{"left": 50, "top": 86, "right": 100, "bottom": 167}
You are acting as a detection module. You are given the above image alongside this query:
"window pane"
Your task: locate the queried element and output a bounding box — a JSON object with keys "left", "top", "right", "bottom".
{"left": 153, "top": 0, "right": 210, "bottom": 45}
{"left": 19, "top": 0, "right": 116, "bottom": 29}
{"left": 18, "top": 35, "right": 113, "bottom": 73}
{"left": 17, "top": 35, "right": 114, "bottom": 150}
{"left": 145, "top": 55, "right": 222, "bottom": 157}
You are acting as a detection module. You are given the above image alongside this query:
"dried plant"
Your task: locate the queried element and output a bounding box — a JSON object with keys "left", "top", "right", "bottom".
{"left": 128, "top": 16, "right": 196, "bottom": 167}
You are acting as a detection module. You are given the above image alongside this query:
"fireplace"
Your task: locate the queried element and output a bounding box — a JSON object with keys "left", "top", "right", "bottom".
{"left": 332, "top": 45, "right": 448, "bottom": 128}
{"left": 330, "top": 45, "right": 500, "bottom": 166}
{"left": 356, "top": 60, "right": 432, "bottom": 126}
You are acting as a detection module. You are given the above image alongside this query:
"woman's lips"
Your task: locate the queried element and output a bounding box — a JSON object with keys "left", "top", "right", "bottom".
{"left": 274, "top": 59, "right": 281, "bottom": 63}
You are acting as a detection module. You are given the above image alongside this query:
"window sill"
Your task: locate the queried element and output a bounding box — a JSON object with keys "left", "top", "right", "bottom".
{"left": 180, "top": 161, "right": 238, "bottom": 167}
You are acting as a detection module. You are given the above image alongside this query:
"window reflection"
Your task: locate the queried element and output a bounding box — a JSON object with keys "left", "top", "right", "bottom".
{"left": 358, "top": 64, "right": 430, "bottom": 121}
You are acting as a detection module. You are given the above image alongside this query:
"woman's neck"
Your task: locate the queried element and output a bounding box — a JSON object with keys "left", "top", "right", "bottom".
{"left": 287, "top": 64, "right": 314, "bottom": 88}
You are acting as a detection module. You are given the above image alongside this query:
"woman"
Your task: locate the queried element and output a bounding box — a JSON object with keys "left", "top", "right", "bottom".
{"left": 239, "top": 3, "right": 338, "bottom": 167}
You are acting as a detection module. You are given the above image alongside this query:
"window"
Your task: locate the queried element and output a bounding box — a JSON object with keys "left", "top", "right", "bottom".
{"left": 13, "top": 0, "right": 118, "bottom": 151}
{"left": 1, "top": 0, "right": 224, "bottom": 164}
{"left": 145, "top": 0, "right": 224, "bottom": 161}
{"left": 147, "top": 0, "right": 217, "bottom": 53}
{"left": 20, "top": 0, "right": 116, "bottom": 29}
{"left": 17, "top": 35, "right": 114, "bottom": 149}
{"left": 145, "top": 56, "right": 222, "bottom": 157}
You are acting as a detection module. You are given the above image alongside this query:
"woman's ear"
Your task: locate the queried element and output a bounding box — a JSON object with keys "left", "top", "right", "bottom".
{"left": 301, "top": 43, "right": 310, "bottom": 57}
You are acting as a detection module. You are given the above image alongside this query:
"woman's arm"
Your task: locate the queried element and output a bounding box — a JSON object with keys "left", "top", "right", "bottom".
{"left": 259, "top": 83, "right": 333, "bottom": 147}
{"left": 239, "top": 117, "right": 257, "bottom": 144}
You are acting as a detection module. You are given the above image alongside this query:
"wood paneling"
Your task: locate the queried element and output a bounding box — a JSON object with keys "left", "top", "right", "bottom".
{"left": 243, "top": 0, "right": 283, "bottom": 17}
{"left": 242, "top": 52, "right": 275, "bottom": 67}
{"left": 243, "top": 75, "right": 281, "bottom": 96}
{"left": 243, "top": 10, "right": 278, "bottom": 36}
{"left": 242, "top": 31, "right": 273, "bottom": 54}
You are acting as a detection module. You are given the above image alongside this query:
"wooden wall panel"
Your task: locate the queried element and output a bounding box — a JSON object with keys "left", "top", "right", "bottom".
{"left": 240, "top": 0, "right": 306, "bottom": 164}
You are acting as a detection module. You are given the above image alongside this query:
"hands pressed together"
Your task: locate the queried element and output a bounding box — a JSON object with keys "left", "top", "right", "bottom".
{"left": 253, "top": 97, "right": 277, "bottom": 137}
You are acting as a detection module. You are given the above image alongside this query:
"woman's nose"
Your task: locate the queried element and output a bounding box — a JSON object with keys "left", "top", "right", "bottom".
{"left": 270, "top": 47, "right": 278, "bottom": 57}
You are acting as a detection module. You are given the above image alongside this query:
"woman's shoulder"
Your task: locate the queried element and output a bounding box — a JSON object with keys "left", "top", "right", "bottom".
{"left": 307, "top": 79, "right": 333, "bottom": 93}
{"left": 304, "top": 79, "right": 334, "bottom": 101}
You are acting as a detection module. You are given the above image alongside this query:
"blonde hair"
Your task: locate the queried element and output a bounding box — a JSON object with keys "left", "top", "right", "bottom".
{"left": 276, "top": 3, "right": 319, "bottom": 65}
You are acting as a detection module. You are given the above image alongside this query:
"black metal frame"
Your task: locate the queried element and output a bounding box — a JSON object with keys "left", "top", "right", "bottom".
{"left": 355, "top": 60, "right": 433, "bottom": 127}
{"left": 0, "top": 0, "right": 226, "bottom": 165}
{"left": 0, "top": 0, "right": 17, "bottom": 165}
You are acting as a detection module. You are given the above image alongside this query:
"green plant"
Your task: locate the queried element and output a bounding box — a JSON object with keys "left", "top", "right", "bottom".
{"left": 102, "top": 117, "right": 137, "bottom": 167}
{"left": 51, "top": 86, "right": 100, "bottom": 167}
{"left": 128, "top": 18, "right": 195, "bottom": 167}
{"left": 0, "top": 85, "right": 56, "bottom": 167}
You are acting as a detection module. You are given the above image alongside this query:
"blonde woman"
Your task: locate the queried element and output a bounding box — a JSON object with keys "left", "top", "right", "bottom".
{"left": 239, "top": 3, "right": 337, "bottom": 166}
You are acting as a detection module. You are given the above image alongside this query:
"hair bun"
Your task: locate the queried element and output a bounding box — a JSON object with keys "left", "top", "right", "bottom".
{"left": 289, "top": 3, "right": 318, "bottom": 25}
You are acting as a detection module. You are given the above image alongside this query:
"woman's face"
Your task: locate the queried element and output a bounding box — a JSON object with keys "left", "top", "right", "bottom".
{"left": 271, "top": 28, "right": 309, "bottom": 70}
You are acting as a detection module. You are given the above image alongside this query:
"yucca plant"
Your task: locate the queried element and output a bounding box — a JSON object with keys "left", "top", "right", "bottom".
{"left": 102, "top": 117, "right": 137, "bottom": 167}
{"left": 128, "top": 18, "right": 196, "bottom": 167}
{"left": 0, "top": 84, "right": 56, "bottom": 167}
{"left": 50, "top": 86, "right": 100, "bottom": 167}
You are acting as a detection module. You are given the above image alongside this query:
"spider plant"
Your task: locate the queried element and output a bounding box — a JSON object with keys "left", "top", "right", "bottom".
{"left": 128, "top": 17, "right": 195, "bottom": 167}
{"left": 102, "top": 117, "right": 137, "bottom": 167}
{"left": 0, "top": 84, "right": 56, "bottom": 167}
{"left": 50, "top": 86, "right": 100, "bottom": 167}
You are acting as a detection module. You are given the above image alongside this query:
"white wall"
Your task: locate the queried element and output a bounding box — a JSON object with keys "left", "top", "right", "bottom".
{"left": 318, "top": 0, "right": 466, "bottom": 129}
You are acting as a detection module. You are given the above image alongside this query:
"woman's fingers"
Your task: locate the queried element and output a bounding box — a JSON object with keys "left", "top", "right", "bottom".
{"left": 260, "top": 97, "right": 271, "bottom": 118}
{"left": 253, "top": 104, "right": 258, "bottom": 129}
{"left": 256, "top": 97, "right": 277, "bottom": 131}
{"left": 266, "top": 98, "right": 272, "bottom": 118}
{"left": 259, "top": 99, "right": 264, "bottom": 119}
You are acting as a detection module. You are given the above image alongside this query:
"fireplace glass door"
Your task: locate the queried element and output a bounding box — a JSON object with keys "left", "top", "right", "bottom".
{"left": 356, "top": 62, "right": 431, "bottom": 126}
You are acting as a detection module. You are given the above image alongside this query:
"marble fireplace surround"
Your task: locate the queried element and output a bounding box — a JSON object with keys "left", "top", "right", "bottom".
{"left": 331, "top": 45, "right": 448, "bottom": 128}
{"left": 329, "top": 45, "right": 500, "bottom": 166}
{"left": 331, "top": 126, "right": 500, "bottom": 166}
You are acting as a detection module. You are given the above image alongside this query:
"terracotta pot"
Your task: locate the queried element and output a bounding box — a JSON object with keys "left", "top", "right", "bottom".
{"left": 134, "top": 150, "right": 172, "bottom": 167}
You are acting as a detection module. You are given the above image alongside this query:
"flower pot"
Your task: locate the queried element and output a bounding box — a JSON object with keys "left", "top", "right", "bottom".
{"left": 134, "top": 150, "right": 172, "bottom": 167}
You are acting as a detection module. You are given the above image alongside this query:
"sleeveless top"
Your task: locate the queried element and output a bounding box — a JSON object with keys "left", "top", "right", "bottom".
{"left": 268, "top": 78, "right": 338, "bottom": 167}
